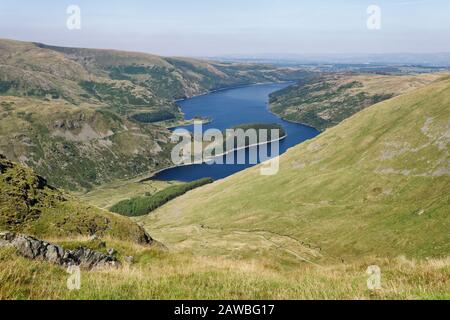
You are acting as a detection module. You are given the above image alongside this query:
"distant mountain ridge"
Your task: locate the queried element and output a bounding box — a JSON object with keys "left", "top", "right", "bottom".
{"left": 211, "top": 53, "right": 450, "bottom": 67}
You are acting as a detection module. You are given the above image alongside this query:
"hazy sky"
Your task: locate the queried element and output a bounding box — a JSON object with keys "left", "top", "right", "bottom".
{"left": 0, "top": 0, "right": 449, "bottom": 56}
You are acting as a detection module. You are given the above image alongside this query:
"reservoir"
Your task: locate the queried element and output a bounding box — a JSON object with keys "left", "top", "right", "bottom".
{"left": 152, "top": 83, "right": 319, "bottom": 181}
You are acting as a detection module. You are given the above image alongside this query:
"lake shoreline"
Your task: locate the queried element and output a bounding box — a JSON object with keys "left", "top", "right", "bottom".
{"left": 174, "top": 80, "right": 295, "bottom": 103}
{"left": 139, "top": 133, "right": 287, "bottom": 182}
{"left": 267, "top": 106, "right": 323, "bottom": 132}
{"left": 266, "top": 92, "right": 321, "bottom": 132}
{"left": 141, "top": 81, "right": 319, "bottom": 182}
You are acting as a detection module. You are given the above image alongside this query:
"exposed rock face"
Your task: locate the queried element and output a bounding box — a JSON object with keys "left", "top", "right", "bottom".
{"left": 0, "top": 231, "right": 119, "bottom": 269}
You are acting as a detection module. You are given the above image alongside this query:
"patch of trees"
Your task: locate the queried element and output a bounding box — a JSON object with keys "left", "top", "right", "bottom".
{"left": 131, "top": 111, "right": 176, "bottom": 123}
{"left": 110, "top": 178, "right": 214, "bottom": 217}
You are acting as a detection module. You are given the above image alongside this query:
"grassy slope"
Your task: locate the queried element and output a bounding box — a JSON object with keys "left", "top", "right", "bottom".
{"left": 7, "top": 159, "right": 444, "bottom": 300}
{"left": 0, "top": 154, "right": 151, "bottom": 244}
{"left": 1, "top": 244, "right": 448, "bottom": 299}
{"left": 142, "top": 75, "right": 450, "bottom": 263}
{"left": 0, "top": 38, "right": 308, "bottom": 190}
{"left": 269, "top": 73, "right": 441, "bottom": 130}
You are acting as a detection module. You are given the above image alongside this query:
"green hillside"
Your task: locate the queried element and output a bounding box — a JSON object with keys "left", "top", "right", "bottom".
{"left": 0, "top": 96, "right": 176, "bottom": 190}
{"left": 269, "top": 73, "right": 441, "bottom": 130}
{"left": 0, "top": 154, "right": 152, "bottom": 244}
{"left": 1, "top": 76, "right": 449, "bottom": 299}
{"left": 0, "top": 145, "right": 447, "bottom": 301}
{"left": 35, "top": 43, "right": 308, "bottom": 103}
{"left": 1, "top": 153, "right": 447, "bottom": 300}
{"left": 142, "top": 74, "right": 450, "bottom": 262}
{"left": 0, "top": 39, "right": 309, "bottom": 190}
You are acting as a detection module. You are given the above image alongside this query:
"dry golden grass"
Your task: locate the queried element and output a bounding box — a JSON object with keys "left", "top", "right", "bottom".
{"left": 0, "top": 241, "right": 448, "bottom": 300}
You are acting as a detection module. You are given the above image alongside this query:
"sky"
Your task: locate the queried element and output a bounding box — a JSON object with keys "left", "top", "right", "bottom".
{"left": 0, "top": 0, "right": 449, "bottom": 57}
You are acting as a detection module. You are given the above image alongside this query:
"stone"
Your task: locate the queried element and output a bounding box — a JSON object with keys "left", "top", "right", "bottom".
{"left": 0, "top": 231, "right": 120, "bottom": 269}
{"left": 124, "top": 256, "right": 134, "bottom": 264}
{"left": 0, "top": 231, "right": 15, "bottom": 242}
{"left": 45, "top": 244, "right": 64, "bottom": 264}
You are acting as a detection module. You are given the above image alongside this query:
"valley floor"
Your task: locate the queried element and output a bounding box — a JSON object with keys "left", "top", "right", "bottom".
{"left": 77, "top": 177, "right": 176, "bottom": 209}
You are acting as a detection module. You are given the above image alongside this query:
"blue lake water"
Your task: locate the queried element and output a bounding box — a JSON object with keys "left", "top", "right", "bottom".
{"left": 152, "top": 82, "right": 319, "bottom": 181}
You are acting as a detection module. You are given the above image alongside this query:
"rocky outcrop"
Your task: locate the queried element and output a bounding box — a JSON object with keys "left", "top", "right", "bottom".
{"left": 0, "top": 231, "right": 119, "bottom": 269}
{"left": 1, "top": 154, "right": 155, "bottom": 245}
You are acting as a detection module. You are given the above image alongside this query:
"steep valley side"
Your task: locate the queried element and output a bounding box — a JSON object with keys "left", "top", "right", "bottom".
{"left": 142, "top": 74, "right": 450, "bottom": 264}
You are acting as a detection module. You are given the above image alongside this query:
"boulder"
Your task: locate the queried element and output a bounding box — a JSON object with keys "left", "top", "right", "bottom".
{"left": 0, "top": 231, "right": 119, "bottom": 269}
